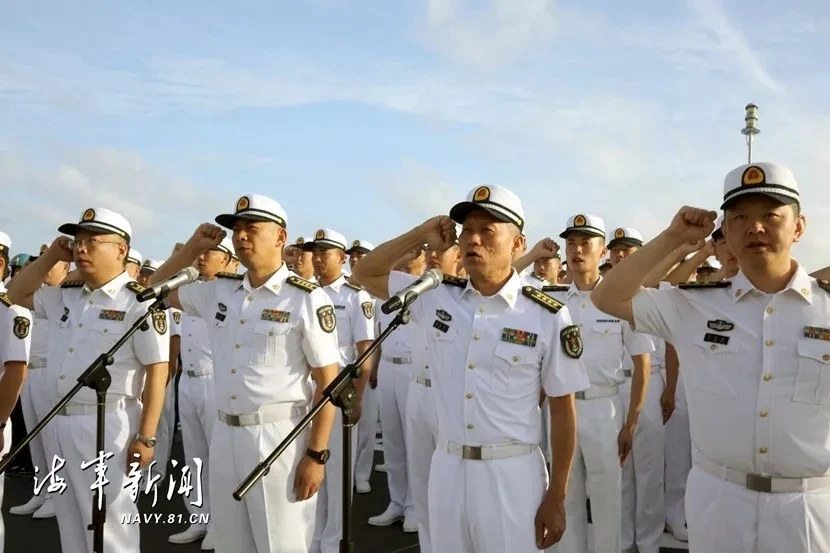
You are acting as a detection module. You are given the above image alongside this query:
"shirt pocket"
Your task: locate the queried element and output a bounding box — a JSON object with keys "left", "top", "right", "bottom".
{"left": 250, "top": 322, "right": 291, "bottom": 366}
{"left": 687, "top": 336, "right": 740, "bottom": 399}
{"left": 590, "top": 321, "right": 622, "bottom": 362}
{"left": 431, "top": 323, "right": 457, "bottom": 369}
{"left": 491, "top": 342, "right": 538, "bottom": 395}
{"left": 793, "top": 339, "right": 830, "bottom": 404}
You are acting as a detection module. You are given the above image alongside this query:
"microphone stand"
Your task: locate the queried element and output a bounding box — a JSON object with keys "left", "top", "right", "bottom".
{"left": 234, "top": 305, "right": 413, "bottom": 553}
{"left": 0, "top": 296, "right": 170, "bottom": 553}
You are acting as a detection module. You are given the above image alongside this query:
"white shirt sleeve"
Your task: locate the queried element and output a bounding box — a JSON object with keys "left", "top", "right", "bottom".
{"left": 351, "top": 290, "right": 377, "bottom": 344}
{"left": 169, "top": 308, "right": 183, "bottom": 337}
{"left": 130, "top": 305, "right": 170, "bottom": 367}
{"left": 178, "top": 281, "right": 215, "bottom": 319}
{"left": 301, "top": 288, "right": 341, "bottom": 369}
{"left": 387, "top": 271, "right": 428, "bottom": 324}
{"left": 631, "top": 287, "right": 682, "bottom": 344}
{"left": 1, "top": 305, "right": 32, "bottom": 364}
{"left": 541, "top": 306, "right": 591, "bottom": 397}
{"left": 623, "top": 322, "right": 656, "bottom": 357}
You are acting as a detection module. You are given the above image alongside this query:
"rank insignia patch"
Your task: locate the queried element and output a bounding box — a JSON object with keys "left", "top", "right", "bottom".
{"left": 218, "top": 303, "right": 227, "bottom": 312}
{"left": 361, "top": 301, "right": 374, "bottom": 319}
{"left": 152, "top": 311, "right": 168, "bottom": 335}
{"left": 501, "top": 327, "right": 538, "bottom": 348}
{"left": 317, "top": 305, "right": 336, "bottom": 333}
{"left": 707, "top": 319, "right": 734, "bottom": 332}
{"left": 13, "top": 316, "right": 30, "bottom": 339}
{"left": 261, "top": 309, "right": 290, "bottom": 323}
{"left": 804, "top": 326, "right": 830, "bottom": 341}
{"left": 560, "top": 325, "right": 583, "bottom": 359}
{"left": 436, "top": 309, "right": 451, "bottom": 322}
{"left": 99, "top": 310, "right": 126, "bottom": 321}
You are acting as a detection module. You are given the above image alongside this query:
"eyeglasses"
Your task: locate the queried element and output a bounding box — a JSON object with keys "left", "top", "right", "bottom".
{"left": 68, "top": 238, "right": 123, "bottom": 250}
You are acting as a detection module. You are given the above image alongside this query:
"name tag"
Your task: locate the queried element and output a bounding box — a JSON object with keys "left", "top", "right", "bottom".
{"left": 804, "top": 326, "right": 830, "bottom": 341}
{"left": 703, "top": 333, "right": 729, "bottom": 345}
{"left": 99, "top": 310, "right": 126, "bottom": 321}
{"left": 261, "top": 309, "right": 290, "bottom": 323}
{"left": 501, "top": 328, "right": 538, "bottom": 348}
{"left": 433, "top": 320, "right": 449, "bottom": 333}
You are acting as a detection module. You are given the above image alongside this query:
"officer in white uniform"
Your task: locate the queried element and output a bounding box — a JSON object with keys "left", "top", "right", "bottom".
{"left": 302, "top": 228, "right": 377, "bottom": 553}
{"left": 592, "top": 161, "right": 830, "bottom": 553}
{"left": 151, "top": 194, "right": 341, "bottom": 553}
{"left": 607, "top": 227, "right": 669, "bottom": 553}
{"left": 405, "top": 240, "right": 461, "bottom": 553}
{"left": 9, "top": 243, "right": 67, "bottom": 520}
{"left": 126, "top": 248, "right": 143, "bottom": 280}
{"left": 0, "top": 231, "right": 33, "bottom": 553}
{"left": 167, "top": 236, "right": 235, "bottom": 549}
{"left": 289, "top": 236, "right": 316, "bottom": 281}
{"left": 346, "top": 239, "right": 382, "bottom": 494}
{"left": 353, "top": 184, "right": 592, "bottom": 553}
{"left": 6, "top": 208, "right": 170, "bottom": 553}
{"left": 548, "top": 214, "right": 654, "bottom": 553}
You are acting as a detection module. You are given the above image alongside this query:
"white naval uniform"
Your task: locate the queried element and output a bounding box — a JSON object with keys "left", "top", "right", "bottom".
{"left": 178, "top": 305, "right": 215, "bottom": 526}
{"left": 34, "top": 272, "right": 169, "bottom": 553}
{"left": 632, "top": 268, "right": 830, "bottom": 553}
{"left": 154, "top": 307, "right": 181, "bottom": 477}
{"left": 312, "top": 275, "right": 376, "bottom": 553}
{"left": 548, "top": 279, "right": 654, "bottom": 553}
{"left": 374, "top": 303, "right": 416, "bottom": 518}
{"left": 389, "top": 270, "right": 590, "bottom": 553}
{"left": 521, "top": 273, "right": 550, "bottom": 461}
{"left": 404, "top": 320, "right": 439, "bottom": 553}
{"left": 620, "top": 337, "right": 666, "bottom": 553}
{"left": 0, "top": 289, "right": 33, "bottom": 553}
{"left": 19, "top": 310, "right": 49, "bottom": 477}
{"left": 354, "top": 298, "right": 380, "bottom": 487}
{"left": 178, "top": 266, "right": 340, "bottom": 553}
{"left": 664, "top": 366, "right": 691, "bottom": 530}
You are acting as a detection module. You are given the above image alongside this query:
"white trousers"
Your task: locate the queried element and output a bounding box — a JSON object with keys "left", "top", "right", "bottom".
{"left": 377, "top": 359, "right": 413, "bottom": 513}
{"left": 178, "top": 373, "right": 215, "bottom": 522}
{"left": 210, "top": 408, "right": 316, "bottom": 553}
{"left": 354, "top": 385, "right": 379, "bottom": 485}
{"left": 664, "top": 372, "right": 691, "bottom": 527}
{"left": 0, "top": 423, "right": 11, "bottom": 553}
{"left": 405, "top": 378, "right": 439, "bottom": 553}
{"left": 154, "top": 378, "right": 177, "bottom": 476}
{"left": 558, "top": 393, "right": 624, "bottom": 553}
{"left": 311, "top": 409, "right": 357, "bottom": 553}
{"left": 686, "top": 463, "right": 830, "bottom": 552}
{"left": 620, "top": 372, "right": 666, "bottom": 553}
{"left": 52, "top": 405, "right": 141, "bottom": 553}
{"left": 429, "top": 446, "right": 548, "bottom": 552}
{"left": 19, "top": 365, "right": 48, "bottom": 475}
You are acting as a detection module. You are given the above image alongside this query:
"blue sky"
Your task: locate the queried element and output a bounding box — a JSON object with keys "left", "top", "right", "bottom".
{"left": 2, "top": 0, "right": 829, "bottom": 269}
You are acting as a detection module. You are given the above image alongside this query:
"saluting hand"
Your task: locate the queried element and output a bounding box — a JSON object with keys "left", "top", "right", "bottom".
{"left": 187, "top": 223, "right": 226, "bottom": 251}
{"left": 532, "top": 238, "right": 559, "bottom": 259}
{"left": 666, "top": 207, "right": 717, "bottom": 245}
{"left": 47, "top": 236, "right": 75, "bottom": 263}
{"left": 421, "top": 215, "right": 457, "bottom": 251}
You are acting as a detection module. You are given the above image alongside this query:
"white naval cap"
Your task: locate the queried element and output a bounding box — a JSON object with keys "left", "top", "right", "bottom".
{"left": 449, "top": 184, "right": 525, "bottom": 231}
{"left": 607, "top": 227, "right": 644, "bottom": 248}
{"left": 346, "top": 239, "right": 375, "bottom": 254}
{"left": 712, "top": 214, "right": 724, "bottom": 239}
{"left": 0, "top": 231, "right": 10, "bottom": 256}
{"left": 560, "top": 213, "right": 606, "bottom": 239}
{"left": 58, "top": 207, "right": 132, "bottom": 241}
{"left": 721, "top": 162, "right": 799, "bottom": 210}
{"left": 127, "top": 248, "right": 143, "bottom": 266}
{"left": 305, "top": 228, "right": 347, "bottom": 251}
{"left": 215, "top": 194, "right": 288, "bottom": 230}
{"left": 140, "top": 258, "right": 163, "bottom": 272}
{"left": 215, "top": 236, "right": 235, "bottom": 258}
{"left": 292, "top": 236, "right": 313, "bottom": 247}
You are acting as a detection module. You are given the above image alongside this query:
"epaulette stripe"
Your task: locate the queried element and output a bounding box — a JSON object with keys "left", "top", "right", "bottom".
{"left": 60, "top": 280, "right": 85, "bottom": 288}
{"left": 343, "top": 282, "right": 362, "bottom": 292}
{"left": 287, "top": 275, "right": 319, "bottom": 292}
{"left": 521, "top": 286, "right": 563, "bottom": 314}
{"left": 125, "top": 281, "right": 146, "bottom": 295}
{"left": 542, "top": 285, "right": 569, "bottom": 292}
{"left": 678, "top": 280, "right": 732, "bottom": 289}
{"left": 0, "top": 293, "right": 11, "bottom": 307}
{"left": 818, "top": 279, "right": 830, "bottom": 294}
{"left": 442, "top": 276, "right": 468, "bottom": 288}
{"left": 216, "top": 272, "right": 244, "bottom": 280}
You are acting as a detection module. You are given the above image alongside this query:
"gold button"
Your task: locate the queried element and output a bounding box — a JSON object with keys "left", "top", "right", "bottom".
{"left": 88, "top": 300, "right": 94, "bottom": 305}
{"left": 235, "top": 344, "right": 241, "bottom": 349}
{"left": 710, "top": 344, "right": 717, "bottom": 351}
{"left": 466, "top": 424, "right": 473, "bottom": 429}
{"left": 581, "top": 304, "right": 586, "bottom": 308}
{"left": 247, "top": 295, "right": 254, "bottom": 301}
{"left": 760, "top": 409, "right": 768, "bottom": 417}
{"left": 823, "top": 354, "right": 830, "bottom": 362}
{"left": 231, "top": 394, "right": 237, "bottom": 400}
{"left": 766, "top": 306, "right": 774, "bottom": 314}
{"left": 512, "top": 355, "right": 519, "bottom": 362}
{"left": 78, "top": 323, "right": 84, "bottom": 328}
{"left": 468, "top": 363, "right": 475, "bottom": 369}
{"left": 60, "top": 375, "right": 65, "bottom": 380}
{"left": 763, "top": 373, "right": 772, "bottom": 382}
{"left": 765, "top": 339, "right": 774, "bottom": 347}
{"left": 759, "top": 447, "right": 767, "bottom": 454}
{"left": 802, "top": 288, "right": 809, "bottom": 296}
{"left": 240, "top": 320, "right": 246, "bottom": 325}
{"left": 231, "top": 368, "right": 237, "bottom": 374}
{"left": 103, "top": 329, "right": 108, "bottom": 334}
{"left": 68, "top": 348, "right": 74, "bottom": 353}
{"left": 269, "top": 331, "right": 274, "bottom": 336}
{"left": 466, "top": 393, "right": 473, "bottom": 399}
{"left": 604, "top": 329, "right": 609, "bottom": 334}
{"left": 478, "top": 306, "right": 485, "bottom": 313}
{"left": 473, "top": 334, "right": 480, "bottom": 340}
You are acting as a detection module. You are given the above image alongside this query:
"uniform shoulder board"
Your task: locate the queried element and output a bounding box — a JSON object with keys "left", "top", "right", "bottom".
{"left": 125, "top": 281, "right": 146, "bottom": 294}
{"left": 343, "top": 282, "right": 362, "bottom": 292}
{"left": 541, "top": 285, "right": 569, "bottom": 293}
{"left": 287, "top": 275, "right": 319, "bottom": 292}
{"left": 522, "top": 286, "right": 564, "bottom": 314}
{"left": 442, "top": 275, "right": 468, "bottom": 287}
{"left": 678, "top": 280, "right": 732, "bottom": 290}
{"left": 0, "top": 293, "right": 11, "bottom": 307}
{"left": 818, "top": 279, "right": 830, "bottom": 294}
{"left": 216, "top": 272, "right": 243, "bottom": 280}
{"left": 60, "top": 280, "right": 85, "bottom": 288}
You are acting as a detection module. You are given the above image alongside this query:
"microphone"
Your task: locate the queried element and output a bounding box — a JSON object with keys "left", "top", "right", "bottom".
{"left": 136, "top": 267, "right": 200, "bottom": 302}
{"left": 381, "top": 269, "right": 443, "bottom": 314}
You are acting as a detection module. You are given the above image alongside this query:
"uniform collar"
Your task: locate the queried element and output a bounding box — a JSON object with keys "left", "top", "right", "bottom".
{"left": 322, "top": 274, "right": 347, "bottom": 291}
{"left": 730, "top": 264, "right": 813, "bottom": 305}
{"left": 461, "top": 269, "right": 523, "bottom": 308}
{"left": 83, "top": 271, "right": 131, "bottom": 298}
{"left": 239, "top": 263, "right": 291, "bottom": 295}
{"left": 0, "top": 281, "right": 5, "bottom": 293}
{"left": 566, "top": 275, "right": 601, "bottom": 299}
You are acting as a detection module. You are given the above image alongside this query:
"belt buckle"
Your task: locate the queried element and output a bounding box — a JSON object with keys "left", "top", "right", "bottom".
{"left": 745, "top": 473, "right": 772, "bottom": 493}
{"left": 461, "top": 445, "right": 482, "bottom": 460}
{"left": 574, "top": 391, "right": 586, "bottom": 400}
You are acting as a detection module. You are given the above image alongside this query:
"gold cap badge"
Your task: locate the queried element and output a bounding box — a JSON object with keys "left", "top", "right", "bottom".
{"left": 353, "top": 240, "right": 361, "bottom": 247}
{"left": 614, "top": 228, "right": 625, "bottom": 239}
{"left": 295, "top": 237, "right": 304, "bottom": 245}
{"left": 236, "top": 196, "right": 250, "bottom": 212}
{"left": 315, "top": 229, "right": 326, "bottom": 240}
{"left": 573, "top": 215, "right": 586, "bottom": 227}
{"left": 741, "top": 166, "right": 766, "bottom": 186}
{"left": 473, "top": 186, "right": 490, "bottom": 202}
{"left": 81, "top": 209, "right": 95, "bottom": 222}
